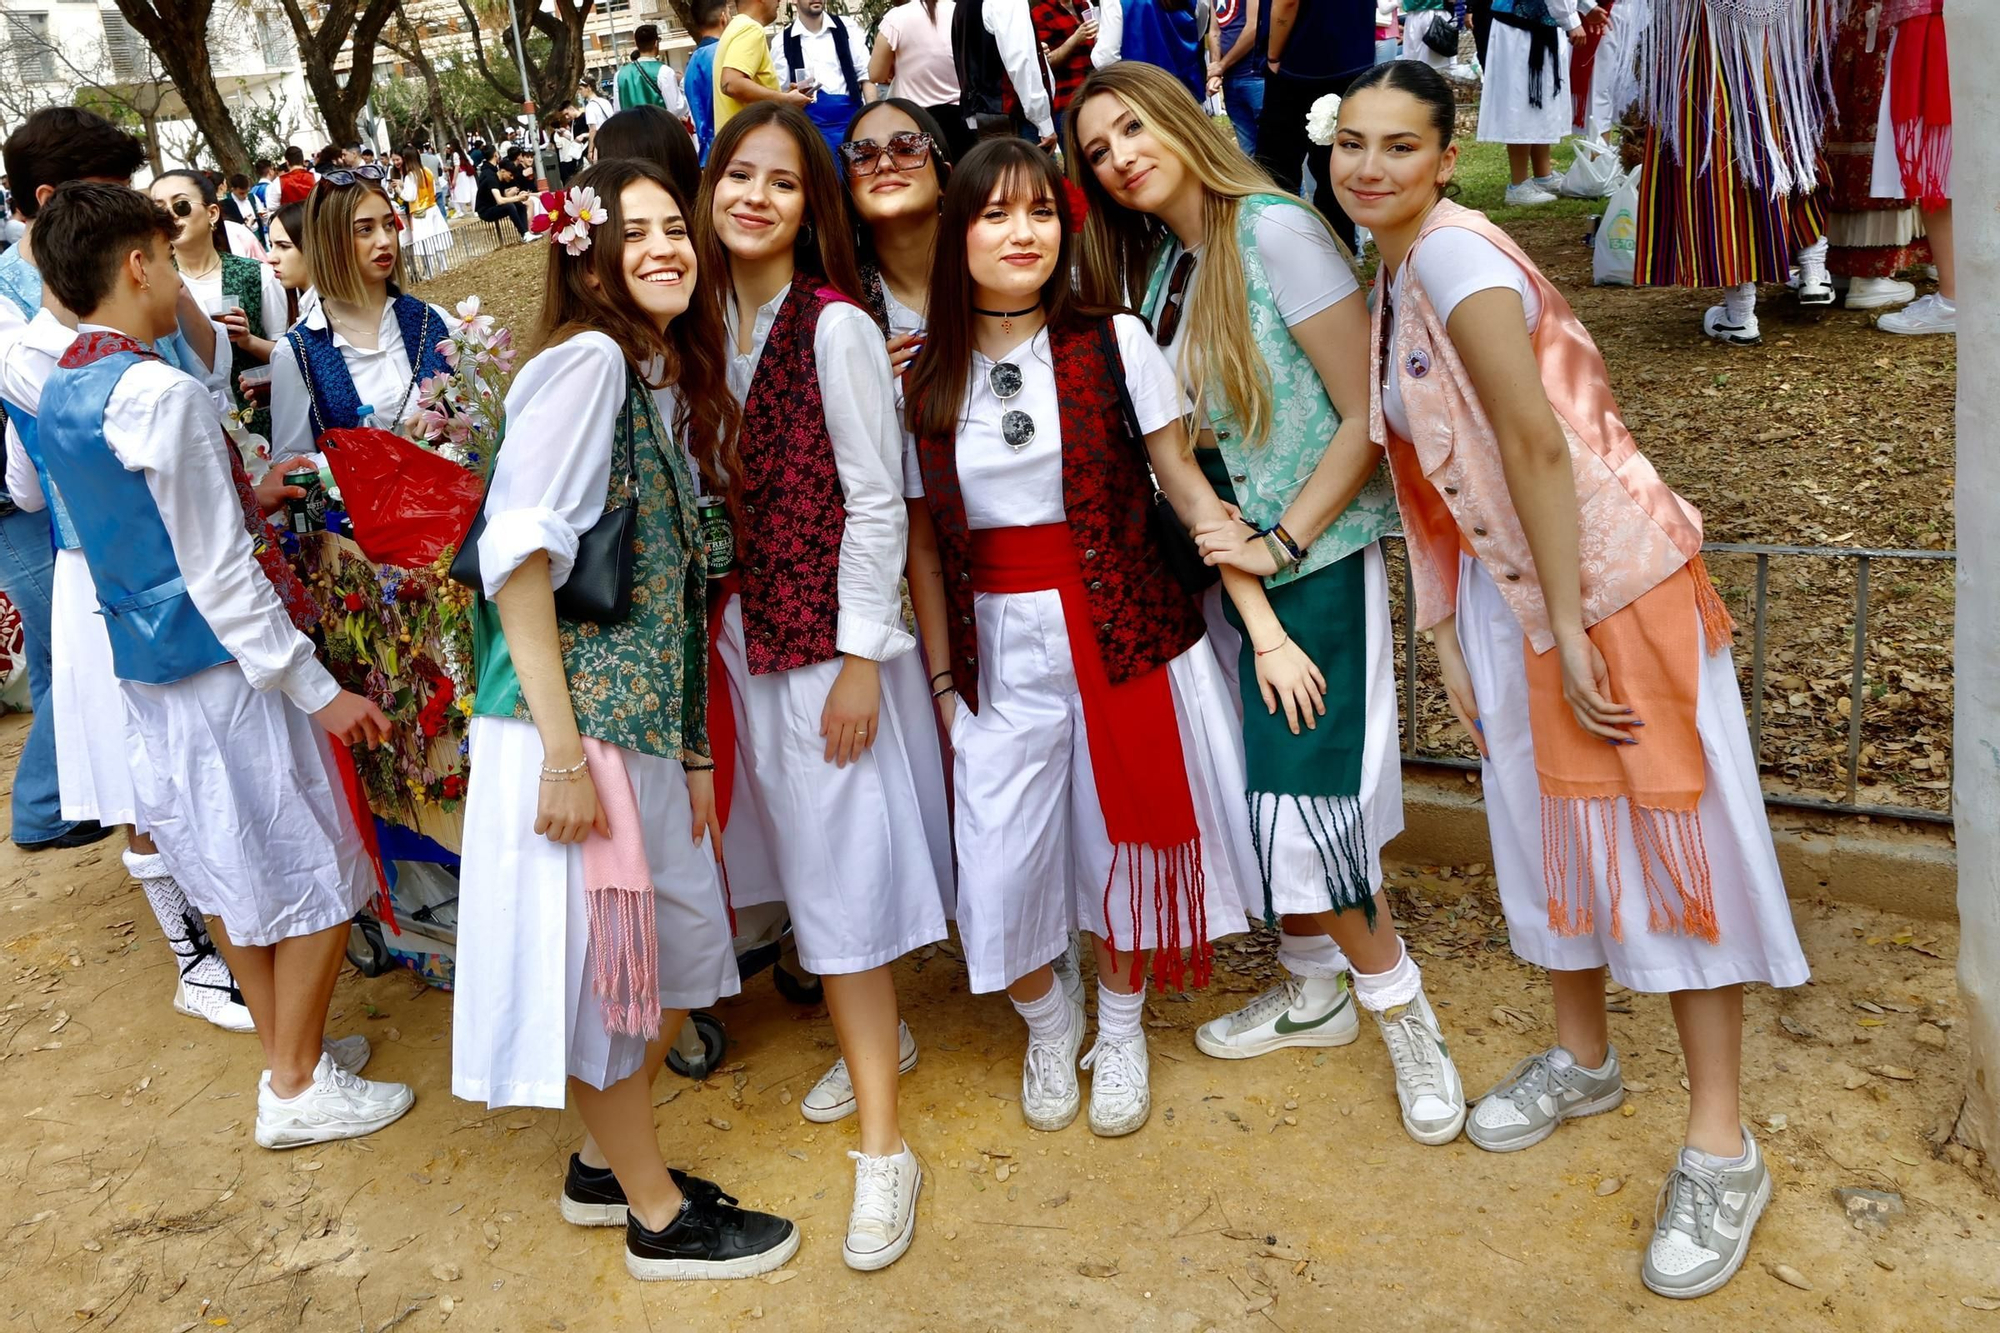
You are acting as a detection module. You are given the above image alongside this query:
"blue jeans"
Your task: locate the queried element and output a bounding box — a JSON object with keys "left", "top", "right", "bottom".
{"left": 1224, "top": 70, "right": 1265, "bottom": 157}
{"left": 0, "top": 504, "right": 74, "bottom": 843}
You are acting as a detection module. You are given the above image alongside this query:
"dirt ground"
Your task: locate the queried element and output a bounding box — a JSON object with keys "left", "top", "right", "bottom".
{"left": 0, "top": 706, "right": 1993, "bottom": 1331}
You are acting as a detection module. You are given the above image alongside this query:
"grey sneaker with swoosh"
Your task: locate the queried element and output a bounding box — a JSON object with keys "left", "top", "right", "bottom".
{"left": 1644, "top": 1129, "right": 1772, "bottom": 1299}
{"left": 1467, "top": 1045, "right": 1625, "bottom": 1153}
{"left": 1194, "top": 974, "right": 1360, "bottom": 1060}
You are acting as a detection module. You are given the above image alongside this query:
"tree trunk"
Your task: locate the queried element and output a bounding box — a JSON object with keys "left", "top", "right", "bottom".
{"left": 139, "top": 112, "right": 164, "bottom": 175}
{"left": 1954, "top": 0, "right": 2000, "bottom": 1160}
{"left": 387, "top": 6, "right": 454, "bottom": 150}
{"left": 276, "top": 0, "right": 401, "bottom": 149}
{"left": 108, "top": 0, "right": 254, "bottom": 176}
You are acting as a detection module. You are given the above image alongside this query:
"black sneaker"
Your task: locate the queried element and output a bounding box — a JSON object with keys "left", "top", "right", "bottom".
{"left": 16, "top": 820, "right": 118, "bottom": 852}
{"left": 625, "top": 1194, "right": 800, "bottom": 1281}
{"left": 560, "top": 1154, "right": 731, "bottom": 1227}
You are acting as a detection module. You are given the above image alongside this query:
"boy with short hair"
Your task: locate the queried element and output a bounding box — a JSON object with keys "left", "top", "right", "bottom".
{"left": 31, "top": 182, "right": 415, "bottom": 1148}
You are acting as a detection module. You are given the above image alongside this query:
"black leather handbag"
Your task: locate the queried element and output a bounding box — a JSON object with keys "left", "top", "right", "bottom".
{"left": 448, "top": 388, "right": 645, "bottom": 623}
{"left": 1095, "top": 319, "right": 1218, "bottom": 595}
{"left": 1421, "top": 4, "right": 1465, "bottom": 57}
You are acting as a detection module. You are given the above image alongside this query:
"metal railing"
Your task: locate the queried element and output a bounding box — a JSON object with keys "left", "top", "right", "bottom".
{"left": 1389, "top": 536, "right": 1956, "bottom": 825}
{"left": 404, "top": 212, "right": 530, "bottom": 285}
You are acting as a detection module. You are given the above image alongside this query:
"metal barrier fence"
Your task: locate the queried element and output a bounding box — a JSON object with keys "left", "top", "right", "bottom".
{"left": 1388, "top": 536, "right": 1956, "bottom": 825}
{"left": 404, "top": 211, "right": 531, "bottom": 284}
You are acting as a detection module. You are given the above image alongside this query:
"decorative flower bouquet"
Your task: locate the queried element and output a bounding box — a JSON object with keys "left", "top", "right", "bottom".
{"left": 404, "top": 295, "right": 516, "bottom": 474}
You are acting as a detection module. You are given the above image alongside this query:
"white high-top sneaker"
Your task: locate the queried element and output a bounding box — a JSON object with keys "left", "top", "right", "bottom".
{"left": 1081, "top": 1030, "right": 1151, "bottom": 1137}
{"left": 1370, "top": 987, "right": 1467, "bottom": 1146}
{"left": 1194, "top": 973, "right": 1359, "bottom": 1059}
{"left": 1021, "top": 990, "right": 1085, "bottom": 1132}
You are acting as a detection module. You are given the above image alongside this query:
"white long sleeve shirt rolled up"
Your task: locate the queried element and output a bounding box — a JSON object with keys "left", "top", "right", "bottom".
{"left": 79, "top": 326, "right": 336, "bottom": 712}
{"left": 725, "top": 285, "right": 915, "bottom": 663}
{"left": 984, "top": 0, "right": 1055, "bottom": 139}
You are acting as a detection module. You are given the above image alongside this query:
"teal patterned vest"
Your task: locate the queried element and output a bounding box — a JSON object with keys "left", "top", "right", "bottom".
{"left": 1143, "top": 193, "right": 1397, "bottom": 588}
{"left": 218, "top": 251, "right": 271, "bottom": 441}
{"left": 473, "top": 372, "right": 709, "bottom": 760}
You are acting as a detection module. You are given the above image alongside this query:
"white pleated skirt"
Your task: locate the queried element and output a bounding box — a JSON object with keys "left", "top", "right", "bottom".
{"left": 409, "top": 205, "right": 452, "bottom": 255}
{"left": 50, "top": 548, "right": 139, "bottom": 827}
{"left": 1475, "top": 22, "right": 1573, "bottom": 145}
{"left": 1454, "top": 555, "right": 1810, "bottom": 993}
{"left": 452, "top": 717, "right": 741, "bottom": 1109}
{"left": 1203, "top": 544, "right": 1405, "bottom": 918}
{"left": 951, "top": 586, "right": 1251, "bottom": 994}
{"left": 709, "top": 594, "right": 952, "bottom": 977}
{"left": 121, "top": 662, "right": 374, "bottom": 948}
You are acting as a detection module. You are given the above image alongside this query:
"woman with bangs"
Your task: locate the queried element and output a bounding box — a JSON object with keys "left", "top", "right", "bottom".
{"left": 695, "top": 102, "right": 949, "bottom": 1273}
{"left": 268, "top": 167, "right": 453, "bottom": 465}
{"left": 451, "top": 158, "right": 800, "bottom": 1283}
{"left": 1067, "top": 62, "right": 1465, "bottom": 1147}
{"left": 901, "top": 137, "right": 1252, "bottom": 1143}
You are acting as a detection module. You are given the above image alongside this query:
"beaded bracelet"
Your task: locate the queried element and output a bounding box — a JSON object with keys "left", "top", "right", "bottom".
{"left": 540, "top": 757, "right": 588, "bottom": 783}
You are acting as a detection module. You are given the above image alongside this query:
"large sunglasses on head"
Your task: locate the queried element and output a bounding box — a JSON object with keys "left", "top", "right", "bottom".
{"left": 840, "top": 131, "right": 934, "bottom": 178}
{"left": 319, "top": 164, "right": 390, "bottom": 187}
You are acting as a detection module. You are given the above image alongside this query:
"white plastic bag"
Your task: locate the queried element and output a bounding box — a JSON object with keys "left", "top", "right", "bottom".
{"left": 1561, "top": 135, "right": 1621, "bottom": 199}
{"left": 1593, "top": 167, "right": 1640, "bottom": 286}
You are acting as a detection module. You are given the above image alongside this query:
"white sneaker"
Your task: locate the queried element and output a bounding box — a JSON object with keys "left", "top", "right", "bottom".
{"left": 173, "top": 956, "right": 254, "bottom": 1033}
{"left": 1051, "top": 936, "right": 1085, "bottom": 1009}
{"left": 1843, "top": 276, "right": 1915, "bottom": 310}
{"left": 324, "top": 1033, "right": 371, "bottom": 1076}
{"left": 1878, "top": 293, "right": 1956, "bottom": 336}
{"left": 1080, "top": 1030, "right": 1151, "bottom": 1137}
{"left": 1021, "top": 991, "right": 1085, "bottom": 1132}
{"left": 842, "top": 1145, "right": 921, "bottom": 1271}
{"left": 1531, "top": 173, "right": 1563, "bottom": 195}
{"left": 1370, "top": 988, "right": 1467, "bottom": 1146}
{"left": 254, "top": 1052, "right": 415, "bottom": 1149}
{"left": 801, "top": 1021, "right": 918, "bottom": 1124}
{"left": 1503, "top": 181, "right": 1558, "bottom": 207}
{"left": 1702, "top": 305, "right": 1762, "bottom": 346}
{"left": 1194, "top": 973, "right": 1359, "bottom": 1060}
{"left": 1795, "top": 258, "right": 1834, "bottom": 306}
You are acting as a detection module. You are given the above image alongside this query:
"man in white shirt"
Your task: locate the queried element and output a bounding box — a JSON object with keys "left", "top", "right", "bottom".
{"left": 578, "top": 76, "right": 616, "bottom": 158}
{"left": 770, "top": 0, "right": 879, "bottom": 152}
{"left": 955, "top": 0, "right": 1056, "bottom": 146}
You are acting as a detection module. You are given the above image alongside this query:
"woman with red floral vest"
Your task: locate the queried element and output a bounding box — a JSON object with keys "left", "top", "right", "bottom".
{"left": 1299, "top": 62, "right": 1808, "bottom": 1299}
{"left": 694, "top": 103, "right": 950, "bottom": 1273}
{"left": 903, "top": 137, "right": 1253, "bottom": 1143}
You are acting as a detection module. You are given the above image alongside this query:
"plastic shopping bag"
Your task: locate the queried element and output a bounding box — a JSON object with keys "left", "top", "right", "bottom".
{"left": 1561, "top": 135, "right": 1621, "bottom": 199}
{"left": 319, "top": 427, "right": 486, "bottom": 568}
{"left": 1592, "top": 167, "right": 1639, "bottom": 287}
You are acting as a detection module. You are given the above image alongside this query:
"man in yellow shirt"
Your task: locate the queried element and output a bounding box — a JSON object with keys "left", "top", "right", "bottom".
{"left": 715, "top": 0, "right": 813, "bottom": 129}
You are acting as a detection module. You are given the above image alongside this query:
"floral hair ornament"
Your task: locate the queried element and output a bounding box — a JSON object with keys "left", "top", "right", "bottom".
{"left": 1305, "top": 93, "right": 1342, "bottom": 148}
{"left": 530, "top": 184, "right": 606, "bottom": 256}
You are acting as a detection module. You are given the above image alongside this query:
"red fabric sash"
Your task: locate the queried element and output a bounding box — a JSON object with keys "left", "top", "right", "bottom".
{"left": 1889, "top": 13, "right": 1951, "bottom": 208}
{"left": 705, "top": 572, "right": 743, "bottom": 933}
{"left": 971, "top": 523, "right": 1209, "bottom": 989}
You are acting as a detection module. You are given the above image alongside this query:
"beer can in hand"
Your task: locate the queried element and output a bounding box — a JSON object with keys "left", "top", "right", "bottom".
{"left": 697, "top": 496, "right": 734, "bottom": 578}
{"left": 284, "top": 467, "right": 324, "bottom": 535}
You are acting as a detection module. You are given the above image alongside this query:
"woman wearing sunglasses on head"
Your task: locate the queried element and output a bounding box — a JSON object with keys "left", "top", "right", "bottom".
{"left": 268, "top": 166, "right": 453, "bottom": 467}
{"left": 902, "top": 136, "right": 1253, "bottom": 1142}
{"left": 1069, "top": 63, "right": 1465, "bottom": 1147}
{"left": 696, "top": 103, "right": 951, "bottom": 1273}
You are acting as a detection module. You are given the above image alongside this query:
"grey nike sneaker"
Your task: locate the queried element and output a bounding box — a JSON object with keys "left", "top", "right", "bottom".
{"left": 1643, "top": 1129, "right": 1772, "bottom": 1300}
{"left": 1194, "top": 973, "right": 1359, "bottom": 1059}
{"left": 1467, "top": 1045, "right": 1626, "bottom": 1152}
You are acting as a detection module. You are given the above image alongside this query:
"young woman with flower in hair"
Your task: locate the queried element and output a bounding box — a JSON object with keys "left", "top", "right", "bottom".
{"left": 1301, "top": 60, "right": 1809, "bottom": 1298}
{"left": 695, "top": 101, "right": 950, "bottom": 1272}
{"left": 451, "top": 159, "right": 799, "bottom": 1283}
{"left": 1069, "top": 62, "right": 1466, "bottom": 1147}
{"left": 902, "top": 135, "right": 1254, "bottom": 1144}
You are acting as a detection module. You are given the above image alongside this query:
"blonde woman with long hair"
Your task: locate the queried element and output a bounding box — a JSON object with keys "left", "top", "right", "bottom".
{"left": 1069, "top": 62, "right": 1465, "bottom": 1146}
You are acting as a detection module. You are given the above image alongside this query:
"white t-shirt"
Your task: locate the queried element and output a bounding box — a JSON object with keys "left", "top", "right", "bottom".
{"left": 1381, "top": 226, "right": 1542, "bottom": 441}
{"left": 876, "top": 0, "right": 962, "bottom": 107}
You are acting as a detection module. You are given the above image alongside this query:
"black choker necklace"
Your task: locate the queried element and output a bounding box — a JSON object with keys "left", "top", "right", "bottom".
{"left": 973, "top": 303, "right": 1038, "bottom": 336}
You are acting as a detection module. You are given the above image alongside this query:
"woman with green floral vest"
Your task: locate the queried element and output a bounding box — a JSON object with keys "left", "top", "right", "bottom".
{"left": 1071, "top": 63, "right": 1465, "bottom": 1147}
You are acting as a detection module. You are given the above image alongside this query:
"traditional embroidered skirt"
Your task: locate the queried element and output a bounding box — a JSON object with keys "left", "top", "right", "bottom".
{"left": 708, "top": 593, "right": 952, "bottom": 978}
{"left": 1452, "top": 555, "right": 1809, "bottom": 993}
{"left": 1475, "top": 20, "right": 1573, "bottom": 145}
{"left": 452, "top": 717, "right": 741, "bottom": 1109}
{"left": 121, "top": 661, "right": 375, "bottom": 949}
{"left": 1868, "top": 23, "right": 1952, "bottom": 205}
{"left": 1826, "top": 4, "right": 1929, "bottom": 278}
{"left": 50, "top": 548, "right": 139, "bottom": 827}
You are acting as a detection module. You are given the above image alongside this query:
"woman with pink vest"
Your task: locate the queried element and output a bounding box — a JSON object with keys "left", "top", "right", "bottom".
{"left": 1301, "top": 62, "right": 1806, "bottom": 1300}
{"left": 695, "top": 103, "right": 951, "bottom": 1273}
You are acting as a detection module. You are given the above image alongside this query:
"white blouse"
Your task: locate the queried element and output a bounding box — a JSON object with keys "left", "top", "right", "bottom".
{"left": 1382, "top": 227, "right": 1542, "bottom": 442}
{"left": 179, "top": 265, "right": 289, "bottom": 342}
{"left": 267, "top": 295, "right": 451, "bottom": 460}
{"left": 725, "top": 284, "right": 914, "bottom": 663}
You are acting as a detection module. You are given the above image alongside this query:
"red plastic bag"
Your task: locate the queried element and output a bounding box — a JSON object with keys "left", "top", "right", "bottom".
{"left": 319, "top": 427, "right": 484, "bottom": 568}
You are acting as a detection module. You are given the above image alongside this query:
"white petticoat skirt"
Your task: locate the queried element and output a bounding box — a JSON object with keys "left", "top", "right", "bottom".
{"left": 1454, "top": 555, "right": 1810, "bottom": 993}
{"left": 1475, "top": 21, "right": 1574, "bottom": 145}
{"left": 452, "top": 717, "right": 741, "bottom": 1109}
{"left": 51, "top": 548, "right": 139, "bottom": 827}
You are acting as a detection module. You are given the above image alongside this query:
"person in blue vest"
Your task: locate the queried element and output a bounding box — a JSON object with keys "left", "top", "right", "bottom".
{"left": 31, "top": 181, "right": 415, "bottom": 1149}
{"left": 684, "top": 0, "right": 730, "bottom": 164}
{"left": 770, "top": 0, "right": 880, "bottom": 155}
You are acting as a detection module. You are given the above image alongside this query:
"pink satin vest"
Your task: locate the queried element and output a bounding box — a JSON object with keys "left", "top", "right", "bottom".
{"left": 1367, "top": 200, "right": 1704, "bottom": 653}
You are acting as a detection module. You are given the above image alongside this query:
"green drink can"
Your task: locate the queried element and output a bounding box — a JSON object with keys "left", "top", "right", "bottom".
{"left": 697, "top": 496, "right": 734, "bottom": 578}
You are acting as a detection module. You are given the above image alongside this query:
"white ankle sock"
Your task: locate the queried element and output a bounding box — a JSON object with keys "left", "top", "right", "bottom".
{"left": 1011, "top": 983, "right": 1071, "bottom": 1045}
{"left": 1350, "top": 940, "right": 1423, "bottom": 1012}
{"left": 1723, "top": 283, "right": 1757, "bottom": 323}
{"left": 1795, "top": 237, "right": 1828, "bottom": 266}
{"left": 1277, "top": 930, "right": 1351, "bottom": 980}
{"left": 1095, "top": 983, "right": 1146, "bottom": 1043}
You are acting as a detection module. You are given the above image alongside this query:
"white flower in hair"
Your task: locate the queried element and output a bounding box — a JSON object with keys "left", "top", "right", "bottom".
{"left": 1306, "top": 93, "right": 1342, "bottom": 147}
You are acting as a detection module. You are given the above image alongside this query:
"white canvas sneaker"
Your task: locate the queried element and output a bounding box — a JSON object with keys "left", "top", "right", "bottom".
{"left": 1081, "top": 1031, "right": 1151, "bottom": 1137}
{"left": 1370, "top": 988, "right": 1467, "bottom": 1146}
{"left": 174, "top": 955, "right": 254, "bottom": 1033}
{"left": 1021, "top": 991, "right": 1085, "bottom": 1132}
{"left": 1843, "top": 276, "right": 1915, "bottom": 310}
{"left": 801, "top": 1021, "right": 918, "bottom": 1124}
{"left": 1503, "top": 181, "right": 1558, "bottom": 207}
{"left": 1194, "top": 973, "right": 1359, "bottom": 1059}
{"left": 843, "top": 1145, "right": 921, "bottom": 1272}
{"left": 254, "top": 1052, "right": 415, "bottom": 1149}
{"left": 1877, "top": 293, "right": 1956, "bottom": 336}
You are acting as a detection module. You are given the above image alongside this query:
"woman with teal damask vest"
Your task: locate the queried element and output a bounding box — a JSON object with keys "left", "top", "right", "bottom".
{"left": 1071, "top": 63, "right": 1466, "bottom": 1147}
{"left": 450, "top": 160, "right": 800, "bottom": 1284}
